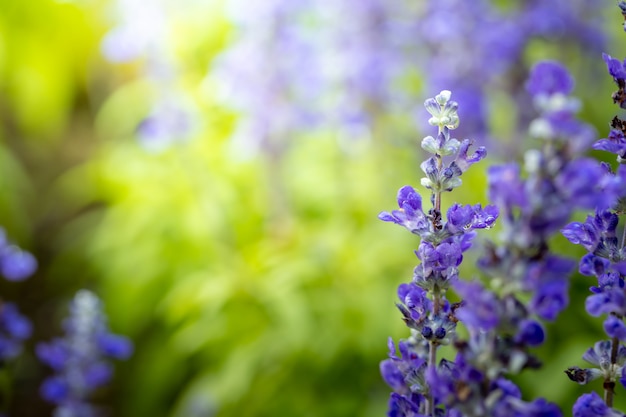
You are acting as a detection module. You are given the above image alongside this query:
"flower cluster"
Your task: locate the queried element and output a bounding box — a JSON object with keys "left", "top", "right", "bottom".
{"left": 211, "top": 0, "right": 323, "bottom": 157}
{"left": 37, "top": 290, "right": 133, "bottom": 417}
{"left": 378, "top": 90, "right": 498, "bottom": 416}
{"left": 0, "top": 228, "right": 36, "bottom": 364}
{"left": 414, "top": 0, "right": 605, "bottom": 145}
{"left": 212, "top": 0, "right": 606, "bottom": 157}
{"left": 449, "top": 60, "right": 615, "bottom": 417}
{"left": 424, "top": 62, "right": 596, "bottom": 416}
{"left": 560, "top": 4, "right": 626, "bottom": 414}
{"left": 379, "top": 59, "right": 620, "bottom": 416}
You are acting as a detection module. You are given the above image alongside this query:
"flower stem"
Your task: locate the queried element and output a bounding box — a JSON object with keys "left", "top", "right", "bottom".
{"left": 605, "top": 335, "right": 619, "bottom": 406}
{"left": 426, "top": 286, "right": 441, "bottom": 417}
{"left": 426, "top": 344, "right": 437, "bottom": 416}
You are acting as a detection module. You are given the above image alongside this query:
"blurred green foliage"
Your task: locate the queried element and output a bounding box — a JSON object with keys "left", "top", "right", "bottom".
{"left": 0, "top": 0, "right": 625, "bottom": 416}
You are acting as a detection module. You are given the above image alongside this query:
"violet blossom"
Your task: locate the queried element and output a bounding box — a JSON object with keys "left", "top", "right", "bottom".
{"left": 37, "top": 290, "right": 133, "bottom": 417}
{"left": 379, "top": 90, "right": 500, "bottom": 416}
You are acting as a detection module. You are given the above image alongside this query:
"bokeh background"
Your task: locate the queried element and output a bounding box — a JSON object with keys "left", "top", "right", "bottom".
{"left": 1, "top": 0, "right": 626, "bottom": 416}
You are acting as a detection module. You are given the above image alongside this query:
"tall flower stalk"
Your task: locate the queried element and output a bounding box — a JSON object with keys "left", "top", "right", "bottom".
{"left": 561, "top": 3, "right": 626, "bottom": 415}
{"left": 378, "top": 90, "right": 498, "bottom": 416}
{"left": 446, "top": 60, "right": 613, "bottom": 417}
{"left": 37, "top": 290, "right": 133, "bottom": 417}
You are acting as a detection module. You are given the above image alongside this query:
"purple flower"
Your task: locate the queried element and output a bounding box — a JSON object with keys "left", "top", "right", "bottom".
{"left": 573, "top": 392, "right": 625, "bottom": 417}
{"left": 395, "top": 283, "right": 432, "bottom": 329}
{"left": 525, "top": 61, "right": 574, "bottom": 97}
{"left": 562, "top": 219, "right": 602, "bottom": 254}
{"left": 40, "top": 376, "right": 69, "bottom": 403}
{"left": 387, "top": 392, "right": 423, "bottom": 417}
{"left": 380, "top": 360, "right": 407, "bottom": 393}
{"left": 416, "top": 0, "right": 604, "bottom": 145}
{"left": 98, "top": 333, "right": 134, "bottom": 360}
{"left": 578, "top": 254, "right": 611, "bottom": 277}
{"left": 0, "top": 302, "right": 32, "bottom": 360}
{"left": 556, "top": 158, "right": 617, "bottom": 211}
{"left": 0, "top": 247, "right": 37, "bottom": 282}
{"left": 416, "top": 241, "right": 463, "bottom": 273}
{"left": 502, "top": 397, "right": 562, "bottom": 417}
{"left": 564, "top": 210, "right": 621, "bottom": 261}
{"left": 514, "top": 320, "right": 545, "bottom": 347}
{"left": 379, "top": 89, "right": 497, "bottom": 416}
{"left": 446, "top": 203, "right": 498, "bottom": 236}
{"left": 381, "top": 338, "right": 428, "bottom": 402}
{"left": 487, "top": 164, "right": 528, "bottom": 216}
{"left": 38, "top": 290, "right": 133, "bottom": 413}
{"left": 453, "top": 281, "right": 500, "bottom": 331}
{"left": 0, "top": 228, "right": 37, "bottom": 281}
{"left": 524, "top": 257, "right": 573, "bottom": 321}
{"left": 603, "top": 53, "right": 626, "bottom": 84}
{"left": 585, "top": 284, "right": 625, "bottom": 317}
{"left": 529, "top": 280, "right": 568, "bottom": 322}
{"left": 581, "top": 340, "right": 626, "bottom": 370}
{"left": 424, "top": 361, "right": 457, "bottom": 405}
{"left": 378, "top": 186, "right": 429, "bottom": 235}
{"left": 37, "top": 341, "right": 69, "bottom": 371}
{"left": 594, "top": 126, "right": 626, "bottom": 157}
{"left": 454, "top": 140, "right": 486, "bottom": 173}
{"left": 603, "top": 315, "right": 626, "bottom": 341}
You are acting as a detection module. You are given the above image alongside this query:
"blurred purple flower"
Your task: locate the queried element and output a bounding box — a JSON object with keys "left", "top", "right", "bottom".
{"left": 453, "top": 281, "right": 500, "bottom": 331}
{"left": 137, "top": 101, "right": 193, "bottom": 152}
{"left": 525, "top": 61, "right": 575, "bottom": 97}
{"left": 0, "top": 302, "right": 32, "bottom": 360}
{"left": 573, "top": 392, "right": 624, "bottom": 417}
{"left": 38, "top": 290, "right": 133, "bottom": 415}
{"left": 0, "top": 228, "right": 36, "bottom": 281}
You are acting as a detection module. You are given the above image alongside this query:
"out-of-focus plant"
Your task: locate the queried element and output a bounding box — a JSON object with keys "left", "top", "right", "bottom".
{"left": 37, "top": 290, "right": 133, "bottom": 417}
{"left": 560, "top": 4, "right": 626, "bottom": 415}
{"left": 211, "top": 0, "right": 607, "bottom": 158}
{"left": 100, "top": 0, "right": 198, "bottom": 152}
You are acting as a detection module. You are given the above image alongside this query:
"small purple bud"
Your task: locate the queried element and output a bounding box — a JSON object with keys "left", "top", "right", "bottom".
{"left": 421, "top": 327, "right": 433, "bottom": 340}
{"left": 434, "top": 327, "right": 446, "bottom": 339}
{"left": 515, "top": 319, "right": 545, "bottom": 347}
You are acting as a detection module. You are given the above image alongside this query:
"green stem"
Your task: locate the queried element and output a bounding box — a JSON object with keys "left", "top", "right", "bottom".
{"left": 605, "top": 334, "right": 619, "bottom": 406}
{"left": 425, "top": 285, "right": 442, "bottom": 417}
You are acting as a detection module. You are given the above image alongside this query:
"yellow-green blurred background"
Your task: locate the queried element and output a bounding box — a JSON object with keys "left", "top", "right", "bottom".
{"left": 1, "top": 0, "right": 626, "bottom": 416}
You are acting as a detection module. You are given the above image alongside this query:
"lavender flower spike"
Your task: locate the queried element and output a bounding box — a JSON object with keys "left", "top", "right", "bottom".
{"left": 37, "top": 290, "right": 133, "bottom": 417}
{"left": 561, "top": 3, "right": 626, "bottom": 412}
{"left": 379, "top": 90, "right": 500, "bottom": 416}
